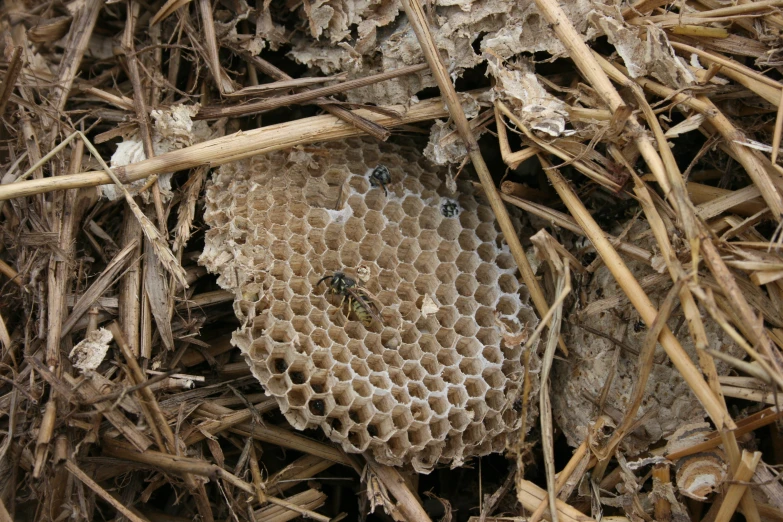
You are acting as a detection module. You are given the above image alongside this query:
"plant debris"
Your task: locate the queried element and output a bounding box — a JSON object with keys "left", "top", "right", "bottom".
{"left": 1, "top": 0, "right": 782, "bottom": 519}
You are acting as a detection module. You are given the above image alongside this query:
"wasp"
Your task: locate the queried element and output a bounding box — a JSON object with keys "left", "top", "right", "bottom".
{"left": 440, "top": 199, "right": 459, "bottom": 218}
{"left": 369, "top": 165, "right": 391, "bottom": 195}
{"left": 317, "top": 272, "right": 382, "bottom": 327}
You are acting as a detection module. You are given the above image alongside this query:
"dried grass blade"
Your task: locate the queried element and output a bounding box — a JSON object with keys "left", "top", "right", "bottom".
{"left": 61, "top": 239, "right": 138, "bottom": 336}
{"left": 64, "top": 460, "right": 150, "bottom": 522}
{"left": 714, "top": 451, "right": 763, "bottom": 522}
{"left": 77, "top": 132, "right": 187, "bottom": 288}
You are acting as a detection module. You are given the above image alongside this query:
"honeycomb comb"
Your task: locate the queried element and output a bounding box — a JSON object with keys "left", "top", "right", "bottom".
{"left": 201, "top": 138, "right": 539, "bottom": 472}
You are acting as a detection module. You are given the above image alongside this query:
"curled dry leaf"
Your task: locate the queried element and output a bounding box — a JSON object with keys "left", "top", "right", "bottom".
{"left": 666, "top": 423, "right": 727, "bottom": 501}
{"left": 69, "top": 328, "right": 113, "bottom": 372}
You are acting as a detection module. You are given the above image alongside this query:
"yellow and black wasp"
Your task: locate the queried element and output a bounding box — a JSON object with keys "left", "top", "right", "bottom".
{"left": 317, "top": 271, "right": 382, "bottom": 327}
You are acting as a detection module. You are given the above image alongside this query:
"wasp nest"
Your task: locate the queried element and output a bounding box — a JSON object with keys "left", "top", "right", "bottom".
{"left": 200, "top": 138, "right": 539, "bottom": 472}
{"left": 551, "top": 225, "right": 745, "bottom": 455}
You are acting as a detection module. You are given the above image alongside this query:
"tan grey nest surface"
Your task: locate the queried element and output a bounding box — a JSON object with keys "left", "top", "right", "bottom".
{"left": 552, "top": 226, "right": 745, "bottom": 455}
{"left": 200, "top": 138, "right": 539, "bottom": 472}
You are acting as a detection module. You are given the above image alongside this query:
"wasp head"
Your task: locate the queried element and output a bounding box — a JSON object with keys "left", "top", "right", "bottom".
{"left": 369, "top": 165, "right": 391, "bottom": 195}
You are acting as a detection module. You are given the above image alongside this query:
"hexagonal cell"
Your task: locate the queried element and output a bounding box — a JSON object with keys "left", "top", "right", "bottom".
{"left": 430, "top": 416, "right": 450, "bottom": 439}
{"left": 476, "top": 205, "right": 495, "bottom": 223}
{"left": 327, "top": 412, "right": 350, "bottom": 437}
{"left": 496, "top": 252, "right": 516, "bottom": 270}
{"left": 249, "top": 337, "right": 272, "bottom": 363}
{"left": 423, "top": 375, "right": 446, "bottom": 393}
{"left": 270, "top": 222, "right": 293, "bottom": 241}
{"left": 387, "top": 367, "right": 406, "bottom": 387}
{"left": 436, "top": 242, "right": 459, "bottom": 263}
{"left": 348, "top": 399, "right": 374, "bottom": 424}
{"left": 309, "top": 328, "right": 329, "bottom": 349}
{"left": 391, "top": 385, "right": 411, "bottom": 405}
{"left": 484, "top": 411, "right": 502, "bottom": 434}
{"left": 331, "top": 343, "right": 352, "bottom": 364}
{"left": 414, "top": 274, "right": 438, "bottom": 295}
{"left": 477, "top": 243, "right": 496, "bottom": 263}
{"left": 502, "top": 407, "right": 519, "bottom": 427}
{"left": 322, "top": 223, "right": 345, "bottom": 251}
{"left": 407, "top": 381, "right": 428, "bottom": 401}
{"left": 400, "top": 174, "right": 423, "bottom": 193}
{"left": 418, "top": 333, "right": 438, "bottom": 355}
{"left": 414, "top": 251, "right": 438, "bottom": 274}
{"left": 383, "top": 201, "right": 404, "bottom": 222}
{"left": 464, "top": 377, "right": 489, "bottom": 398}
{"left": 365, "top": 191, "right": 386, "bottom": 212}
{"left": 311, "top": 350, "right": 334, "bottom": 371}
{"left": 460, "top": 357, "right": 483, "bottom": 377}
{"left": 475, "top": 222, "right": 497, "bottom": 243}
{"left": 418, "top": 206, "right": 442, "bottom": 230}
{"left": 400, "top": 323, "right": 422, "bottom": 344}
{"left": 365, "top": 210, "right": 385, "bottom": 234}
{"left": 368, "top": 415, "right": 395, "bottom": 441}
{"left": 270, "top": 281, "right": 294, "bottom": 303}
{"left": 434, "top": 265, "right": 458, "bottom": 289}
{"left": 420, "top": 353, "right": 439, "bottom": 375}
{"left": 458, "top": 230, "right": 480, "bottom": 252}
{"left": 344, "top": 217, "right": 366, "bottom": 243}
{"left": 419, "top": 230, "right": 439, "bottom": 250}
{"left": 326, "top": 326, "right": 348, "bottom": 346}
{"left": 467, "top": 399, "right": 489, "bottom": 423}
{"left": 332, "top": 382, "right": 354, "bottom": 407}
{"left": 266, "top": 320, "right": 294, "bottom": 344}
{"left": 442, "top": 365, "right": 465, "bottom": 386}
{"left": 463, "top": 422, "right": 487, "bottom": 446}
{"left": 382, "top": 348, "right": 404, "bottom": 368}
{"left": 380, "top": 223, "right": 403, "bottom": 248}
{"left": 363, "top": 353, "right": 383, "bottom": 373}
{"left": 290, "top": 296, "right": 312, "bottom": 318}
{"left": 265, "top": 374, "right": 290, "bottom": 395}
{"left": 496, "top": 296, "right": 519, "bottom": 317}
{"left": 308, "top": 397, "right": 329, "bottom": 417}
{"left": 370, "top": 373, "right": 392, "bottom": 390}
{"left": 350, "top": 359, "right": 371, "bottom": 378}
{"left": 347, "top": 194, "right": 368, "bottom": 217}
{"left": 290, "top": 277, "right": 311, "bottom": 297}
{"left": 473, "top": 285, "right": 498, "bottom": 307}
{"left": 459, "top": 210, "right": 480, "bottom": 230}
{"left": 476, "top": 327, "right": 500, "bottom": 346}
{"left": 339, "top": 242, "right": 361, "bottom": 268}
{"left": 355, "top": 236, "right": 382, "bottom": 263}
{"left": 407, "top": 423, "right": 431, "bottom": 448}
{"left": 482, "top": 346, "right": 504, "bottom": 366}
{"left": 455, "top": 337, "right": 481, "bottom": 358}
{"left": 397, "top": 237, "right": 422, "bottom": 264}
{"left": 387, "top": 432, "right": 412, "bottom": 456}
{"left": 435, "top": 328, "right": 456, "bottom": 349}
{"left": 485, "top": 389, "right": 506, "bottom": 411}
{"left": 289, "top": 216, "right": 309, "bottom": 236}
{"left": 402, "top": 360, "right": 426, "bottom": 381}
{"left": 347, "top": 427, "right": 372, "bottom": 452}
{"left": 437, "top": 218, "right": 460, "bottom": 241}
{"left": 287, "top": 384, "right": 311, "bottom": 407}
{"left": 448, "top": 407, "right": 471, "bottom": 430}
{"left": 287, "top": 359, "right": 311, "bottom": 385}
{"left": 401, "top": 195, "right": 425, "bottom": 217}
{"left": 476, "top": 263, "right": 500, "bottom": 285}
{"left": 345, "top": 322, "right": 368, "bottom": 343}
{"left": 431, "top": 305, "right": 457, "bottom": 329}
{"left": 267, "top": 302, "right": 292, "bottom": 322}
{"left": 331, "top": 361, "right": 352, "bottom": 384}
{"left": 447, "top": 386, "right": 469, "bottom": 408}
{"left": 267, "top": 346, "right": 294, "bottom": 374}
{"left": 475, "top": 307, "right": 495, "bottom": 328}
{"left": 289, "top": 234, "right": 310, "bottom": 255}
{"left": 455, "top": 274, "right": 479, "bottom": 298}
{"left": 270, "top": 261, "right": 294, "bottom": 283}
